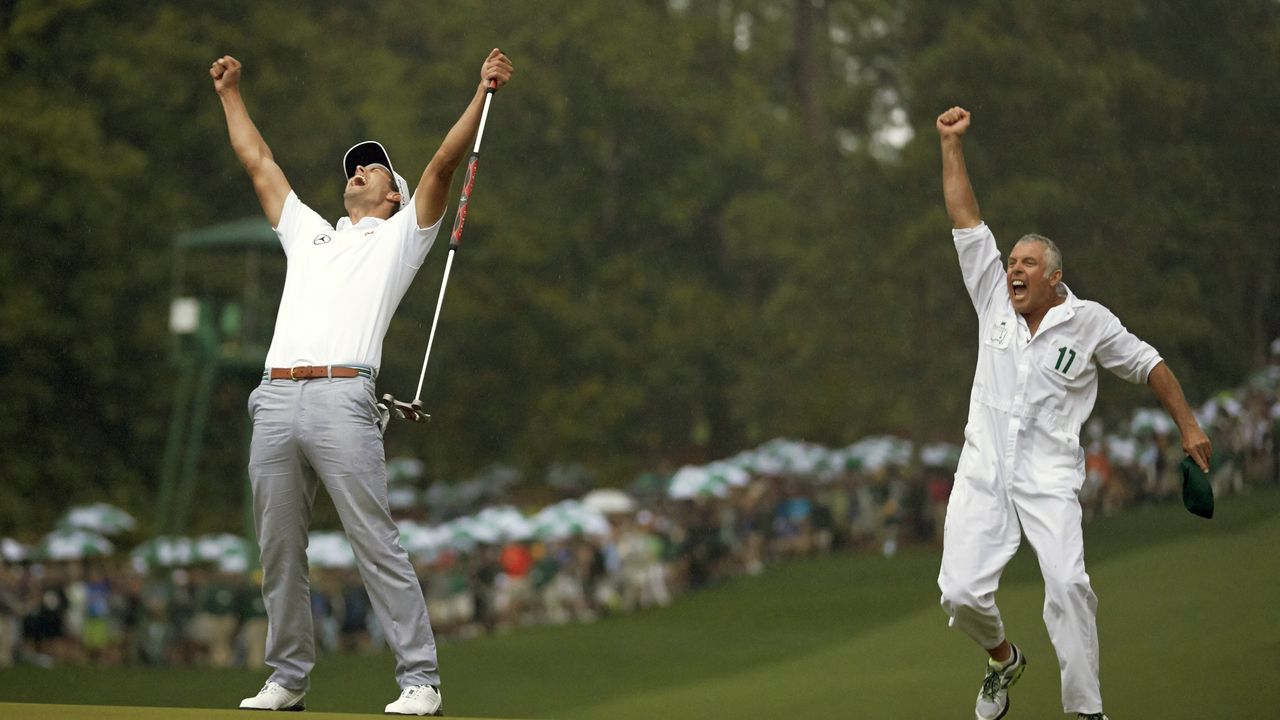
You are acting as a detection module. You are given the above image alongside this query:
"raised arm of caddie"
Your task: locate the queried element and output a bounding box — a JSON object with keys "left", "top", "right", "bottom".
{"left": 211, "top": 55, "right": 291, "bottom": 227}
{"left": 937, "top": 106, "right": 981, "bottom": 230}
{"left": 415, "top": 48, "right": 514, "bottom": 230}
{"left": 1147, "top": 362, "right": 1213, "bottom": 472}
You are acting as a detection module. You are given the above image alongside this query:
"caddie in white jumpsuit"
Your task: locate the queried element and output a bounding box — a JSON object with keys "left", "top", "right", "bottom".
{"left": 934, "top": 107, "right": 1213, "bottom": 720}
{"left": 210, "top": 49, "right": 514, "bottom": 716}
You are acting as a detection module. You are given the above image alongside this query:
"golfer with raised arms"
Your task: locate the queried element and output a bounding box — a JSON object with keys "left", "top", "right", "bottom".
{"left": 935, "top": 106, "right": 1212, "bottom": 720}
{"left": 210, "top": 49, "right": 512, "bottom": 715}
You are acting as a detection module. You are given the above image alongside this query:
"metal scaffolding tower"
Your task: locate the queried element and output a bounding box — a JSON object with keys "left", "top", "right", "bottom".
{"left": 155, "top": 218, "right": 280, "bottom": 541}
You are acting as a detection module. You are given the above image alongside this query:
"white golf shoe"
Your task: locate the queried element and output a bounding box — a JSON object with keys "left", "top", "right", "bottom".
{"left": 1077, "top": 714, "right": 1111, "bottom": 720}
{"left": 239, "top": 681, "right": 305, "bottom": 711}
{"left": 974, "top": 644, "right": 1026, "bottom": 720}
{"left": 384, "top": 684, "right": 443, "bottom": 716}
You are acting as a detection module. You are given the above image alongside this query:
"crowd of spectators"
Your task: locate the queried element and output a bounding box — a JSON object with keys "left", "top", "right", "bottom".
{"left": 2, "top": 352, "right": 1277, "bottom": 671}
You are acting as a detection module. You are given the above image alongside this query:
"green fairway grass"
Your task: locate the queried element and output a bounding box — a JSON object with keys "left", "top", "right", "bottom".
{"left": 2, "top": 486, "right": 1276, "bottom": 719}
{"left": 0, "top": 703, "right": 517, "bottom": 720}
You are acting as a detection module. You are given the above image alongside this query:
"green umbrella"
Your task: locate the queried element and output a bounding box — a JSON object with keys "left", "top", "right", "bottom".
{"left": 37, "top": 529, "right": 114, "bottom": 561}
{"left": 196, "top": 533, "right": 254, "bottom": 573}
{"left": 130, "top": 535, "right": 197, "bottom": 572}
{"left": 531, "top": 500, "right": 610, "bottom": 540}
{"left": 920, "top": 442, "right": 962, "bottom": 471}
{"left": 387, "top": 456, "right": 425, "bottom": 485}
{"left": 748, "top": 437, "right": 834, "bottom": 477}
{"left": 388, "top": 485, "right": 421, "bottom": 512}
{"left": 397, "top": 520, "right": 447, "bottom": 560}
{"left": 843, "top": 435, "right": 913, "bottom": 471}
{"left": 667, "top": 466, "right": 729, "bottom": 499}
{"left": 58, "top": 502, "right": 137, "bottom": 536}
{"left": 473, "top": 506, "right": 535, "bottom": 542}
{"left": 306, "top": 531, "right": 356, "bottom": 569}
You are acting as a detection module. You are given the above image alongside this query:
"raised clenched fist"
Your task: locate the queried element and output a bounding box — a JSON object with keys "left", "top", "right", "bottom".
{"left": 936, "top": 106, "right": 971, "bottom": 138}
{"left": 210, "top": 55, "right": 242, "bottom": 94}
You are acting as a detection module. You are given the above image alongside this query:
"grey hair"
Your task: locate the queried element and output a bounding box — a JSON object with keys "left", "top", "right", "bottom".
{"left": 1016, "top": 233, "right": 1067, "bottom": 298}
{"left": 1016, "top": 233, "right": 1063, "bottom": 277}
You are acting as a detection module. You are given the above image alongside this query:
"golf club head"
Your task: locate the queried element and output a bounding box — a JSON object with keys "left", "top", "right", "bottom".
{"left": 380, "top": 393, "right": 431, "bottom": 424}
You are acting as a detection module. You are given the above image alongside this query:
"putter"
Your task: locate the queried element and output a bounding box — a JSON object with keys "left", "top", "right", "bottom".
{"left": 381, "top": 76, "right": 501, "bottom": 426}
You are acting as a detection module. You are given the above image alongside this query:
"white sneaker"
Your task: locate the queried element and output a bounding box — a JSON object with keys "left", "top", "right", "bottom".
{"left": 975, "top": 644, "right": 1026, "bottom": 720}
{"left": 384, "top": 684, "right": 443, "bottom": 716}
{"left": 239, "top": 681, "right": 305, "bottom": 711}
{"left": 1077, "top": 714, "right": 1111, "bottom": 720}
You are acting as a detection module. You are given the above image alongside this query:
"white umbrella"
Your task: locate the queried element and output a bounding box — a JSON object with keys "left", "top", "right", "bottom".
{"left": 842, "top": 435, "right": 914, "bottom": 472}
{"left": 473, "top": 506, "right": 535, "bottom": 541}
{"left": 748, "top": 437, "right": 834, "bottom": 477}
{"left": 452, "top": 515, "right": 503, "bottom": 546}
{"left": 307, "top": 531, "right": 356, "bottom": 569}
{"left": 437, "top": 518, "right": 483, "bottom": 552}
{"left": 388, "top": 485, "right": 421, "bottom": 512}
{"left": 130, "top": 535, "right": 197, "bottom": 572}
{"left": 195, "top": 533, "right": 254, "bottom": 574}
{"left": 58, "top": 502, "right": 137, "bottom": 536}
{"left": 581, "top": 488, "right": 637, "bottom": 515}
{"left": 721, "top": 449, "right": 763, "bottom": 473}
{"left": 2, "top": 537, "right": 29, "bottom": 563}
{"left": 1130, "top": 408, "right": 1174, "bottom": 436}
{"left": 1105, "top": 435, "right": 1139, "bottom": 466}
{"left": 667, "top": 465, "right": 729, "bottom": 499}
{"left": 1197, "top": 392, "right": 1244, "bottom": 427}
{"left": 387, "top": 456, "right": 425, "bottom": 484}
{"left": 397, "top": 520, "right": 448, "bottom": 560}
{"left": 920, "top": 442, "right": 962, "bottom": 470}
{"left": 531, "top": 500, "right": 611, "bottom": 540}
{"left": 37, "top": 529, "right": 114, "bottom": 561}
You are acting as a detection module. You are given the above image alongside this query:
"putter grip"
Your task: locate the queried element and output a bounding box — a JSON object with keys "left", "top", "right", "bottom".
{"left": 449, "top": 156, "right": 479, "bottom": 247}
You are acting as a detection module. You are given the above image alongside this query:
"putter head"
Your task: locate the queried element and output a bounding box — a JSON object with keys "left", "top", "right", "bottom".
{"left": 380, "top": 393, "right": 431, "bottom": 424}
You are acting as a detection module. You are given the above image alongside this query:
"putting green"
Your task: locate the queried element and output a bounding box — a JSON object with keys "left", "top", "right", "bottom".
{"left": 0, "top": 703, "right": 517, "bottom": 720}
{"left": 2, "top": 487, "right": 1276, "bottom": 718}
{"left": 558, "top": 508, "right": 1280, "bottom": 719}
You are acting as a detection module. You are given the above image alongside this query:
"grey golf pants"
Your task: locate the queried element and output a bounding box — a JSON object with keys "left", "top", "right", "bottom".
{"left": 247, "top": 377, "right": 439, "bottom": 691}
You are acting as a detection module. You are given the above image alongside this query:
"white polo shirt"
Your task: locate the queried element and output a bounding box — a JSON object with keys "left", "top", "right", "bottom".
{"left": 263, "top": 191, "right": 443, "bottom": 370}
{"left": 955, "top": 223, "right": 1162, "bottom": 470}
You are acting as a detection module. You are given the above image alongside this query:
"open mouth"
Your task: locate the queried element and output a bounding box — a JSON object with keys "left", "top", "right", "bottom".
{"left": 1010, "top": 278, "right": 1028, "bottom": 299}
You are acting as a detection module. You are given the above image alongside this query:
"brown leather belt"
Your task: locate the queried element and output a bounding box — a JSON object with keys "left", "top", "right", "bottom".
{"left": 264, "top": 365, "right": 376, "bottom": 381}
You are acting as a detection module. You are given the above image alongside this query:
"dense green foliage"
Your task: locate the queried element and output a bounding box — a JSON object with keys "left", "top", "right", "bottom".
{"left": 2, "top": 0, "right": 1276, "bottom": 534}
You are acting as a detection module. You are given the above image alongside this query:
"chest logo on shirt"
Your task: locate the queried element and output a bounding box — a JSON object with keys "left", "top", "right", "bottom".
{"left": 988, "top": 320, "right": 1010, "bottom": 346}
{"left": 313, "top": 233, "right": 333, "bottom": 245}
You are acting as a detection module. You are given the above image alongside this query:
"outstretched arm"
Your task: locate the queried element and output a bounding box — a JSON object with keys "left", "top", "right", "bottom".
{"left": 1148, "top": 362, "right": 1213, "bottom": 471}
{"left": 415, "top": 48, "right": 514, "bottom": 229}
{"left": 210, "top": 56, "right": 291, "bottom": 227}
{"left": 937, "top": 106, "right": 981, "bottom": 230}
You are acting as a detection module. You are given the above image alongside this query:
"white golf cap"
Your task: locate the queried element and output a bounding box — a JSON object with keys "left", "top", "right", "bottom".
{"left": 343, "top": 140, "right": 410, "bottom": 210}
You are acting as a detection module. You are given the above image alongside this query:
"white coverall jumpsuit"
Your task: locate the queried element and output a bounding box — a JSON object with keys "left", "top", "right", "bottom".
{"left": 938, "top": 223, "right": 1162, "bottom": 715}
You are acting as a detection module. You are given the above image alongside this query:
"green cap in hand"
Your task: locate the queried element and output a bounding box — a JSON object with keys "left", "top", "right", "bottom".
{"left": 1178, "top": 456, "right": 1216, "bottom": 519}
